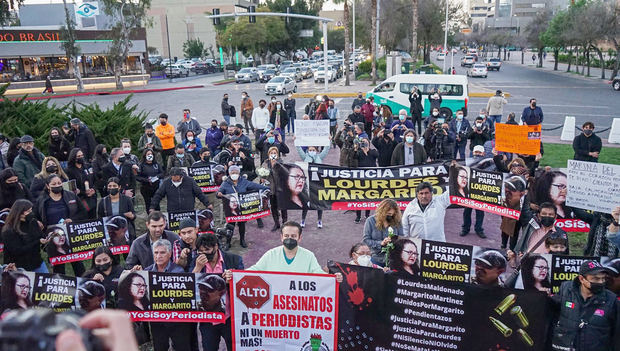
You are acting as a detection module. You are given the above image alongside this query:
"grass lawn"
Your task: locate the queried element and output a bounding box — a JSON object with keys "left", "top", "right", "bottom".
{"left": 569, "top": 231, "right": 589, "bottom": 255}
{"left": 539, "top": 143, "right": 620, "bottom": 168}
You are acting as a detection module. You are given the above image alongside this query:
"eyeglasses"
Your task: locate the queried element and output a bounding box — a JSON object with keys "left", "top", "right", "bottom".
{"left": 289, "top": 175, "right": 306, "bottom": 182}
{"left": 355, "top": 251, "right": 371, "bottom": 256}
{"left": 16, "top": 284, "right": 30, "bottom": 291}
{"left": 534, "top": 265, "right": 549, "bottom": 272}
{"left": 587, "top": 277, "right": 607, "bottom": 284}
{"left": 458, "top": 175, "right": 468, "bottom": 180}
{"left": 132, "top": 283, "right": 147, "bottom": 289}
{"left": 551, "top": 183, "right": 567, "bottom": 190}
{"left": 403, "top": 250, "right": 418, "bottom": 257}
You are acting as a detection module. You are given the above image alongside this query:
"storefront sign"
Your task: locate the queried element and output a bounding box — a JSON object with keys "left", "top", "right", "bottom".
{"left": 0, "top": 31, "right": 61, "bottom": 42}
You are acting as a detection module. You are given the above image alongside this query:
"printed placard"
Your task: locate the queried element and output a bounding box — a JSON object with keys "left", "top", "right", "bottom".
{"left": 495, "top": 123, "right": 541, "bottom": 155}
{"left": 188, "top": 166, "right": 219, "bottom": 193}
{"left": 222, "top": 190, "right": 271, "bottom": 222}
{"left": 566, "top": 160, "right": 620, "bottom": 214}
{"left": 231, "top": 270, "right": 338, "bottom": 351}
{"left": 550, "top": 256, "right": 595, "bottom": 294}
{"left": 294, "top": 119, "right": 331, "bottom": 146}
{"left": 420, "top": 240, "right": 473, "bottom": 283}
{"left": 166, "top": 211, "right": 198, "bottom": 233}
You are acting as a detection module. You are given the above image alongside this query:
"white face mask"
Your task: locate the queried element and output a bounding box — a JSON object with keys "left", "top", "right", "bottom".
{"left": 432, "top": 111, "right": 439, "bottom": 116}
{"left": 172, "top": 181, "right": 182, "bottom": 187}
{"left": 146, "top": 154, "right": 154, "bottom": 161}
{"left": 308, "top": 151, "right": 317, "bottom": 157}
{"left": 230, "top": 173, "right": 240, "bottom": 181}
{"left": 187, "top": 136, "right": 194, "bottom": 141}
{"left": 122, "top": 147, "right": 131, "bottom": 154}
{"left": 357, "top": 255, "right": 372, "bottom": 267}
{"left": 269, "top": 154, "right": 277, "bottom": 160}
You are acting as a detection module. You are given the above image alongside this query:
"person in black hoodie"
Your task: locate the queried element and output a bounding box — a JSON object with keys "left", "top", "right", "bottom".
{"left": 1, "top": 199, "right": 48, "bottom": 272}
{"left": 82, "top": 246, "right": 123, "bottom": 308}
{"left": 64, "top": 118, "right": 97, "bottom": 159}
{"left": 0, "top": 168, "right": 33, "bottom": 212}
{"left": 371, "top": 128, "right": 398, "bottom": 167}
{"left": 150, "top": 167, "right": 212, "bottom": 213}
{"left": 91, "top": 144, "right": 110, "bottom": 197}
{"left": 137, "top": 149, "right": 164, "bottom": 211}
{"left": 65, "top": 148, "right": 97, "bottom": 219}
{"left": 48, "top": 127, "right": 71, "bottom": 166}
{"left": 34, "top": 174, "right": 86, "bottom": 276}
{"left": 97, "top": 177, "right": 136, "bottom": 244}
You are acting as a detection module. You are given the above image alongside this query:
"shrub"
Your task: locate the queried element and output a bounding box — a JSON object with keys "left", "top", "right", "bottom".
{"left": 0, "top": 84, "right": 147, "bottom": 154}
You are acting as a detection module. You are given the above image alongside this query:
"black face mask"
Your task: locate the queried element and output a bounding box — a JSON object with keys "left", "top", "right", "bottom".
{"left": 25, "top": 213, "right": 36, "bottom": 222}
{"left": 108, "top": 188, "right": 119, "bottom": 196}
{"left": 234, "top": 130, "right": 241, "bottom": 136}
{"left": 5, "top": 182, "right": 18, "bottom": 189}
{"left": 540, "top": 216, "right": 555, "bottom": 227}
{"left": 117, "top": 156, "right": 126, "bottom": 163}
{"left": 386, "top": 215, "right": 394, "bottom": 222}
{"left": 76, "top": 157, "right": 84, "bottom": 165}
{"left": 51, "top": 135, "right": 60, "bottom": 141}
{"left": 95, "top": 262, "right": 112, "bottom": 272}
{"left": 206, "top": 251, "right": 216, "bottom": 261}
{"left": 102, "top": 152, "right": 109, "bottom": 159}
{"left": 160, "top": 121, "right": 167, "bottom": 125}
{"left": 211, "top": 124, "right": 217, "bottom": 128}
{"left": 202, "top": 155, "right": 210, "bottom": 162}
{"left": 531, "top": 102, "right": 537, "bottom": 108}
{"left": 46, "top": 165, "right": 58, "bottom": 173}
{"left": 146, "top": 132, "right": 154, "bottom": 137}
{"left": 50, "top": 186, "right": 63, "bottom": 194}
{"left": 283, "top": 238, "right": 298, "bottom": 250}
{"left": 588, "top": 281, "right": 605, "bottom": 294}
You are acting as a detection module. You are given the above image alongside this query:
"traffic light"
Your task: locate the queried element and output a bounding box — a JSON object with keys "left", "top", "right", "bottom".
{"left": 212, "top": 8, "right": 220, "bottom": 25}
{"left": 286, "top": 7, "right": 290, "bottom": 24}
{"left": 249, "top": 5, "right": 256, "bottom": 23}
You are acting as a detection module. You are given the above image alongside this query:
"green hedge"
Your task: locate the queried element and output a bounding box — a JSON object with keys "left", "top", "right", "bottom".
{"left": 0, "top": 84, "right": 148, "bottom": 155}
{"left": 556, "top": 54, "right": 615, "bottom": 69}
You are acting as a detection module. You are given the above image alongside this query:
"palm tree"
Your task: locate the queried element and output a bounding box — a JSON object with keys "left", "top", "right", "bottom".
{"left": 371, "top": 0, "right": 377, "bottom": 84}
{"left": 412, "top": 0, "right": 419, "bottom": 63}
{"left": 333, "top": 0, "right": 351, "bottom": 86}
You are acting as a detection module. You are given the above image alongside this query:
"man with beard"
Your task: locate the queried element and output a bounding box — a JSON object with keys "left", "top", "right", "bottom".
{"left": 471, "top": 250, "right": 507, "bottom": 287}
{"left": 13, "top": 135, "right": 45, "bottom": 189}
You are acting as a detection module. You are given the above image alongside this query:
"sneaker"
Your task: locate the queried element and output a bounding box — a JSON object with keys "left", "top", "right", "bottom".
{"left": 354, "top": 217, "right": 361, "bottom": 224}
{"left": 317, "top": 220, "right": 323, "bottom": 229}
{"left": 300, "top": 220, "right": 305, "bottom": 228}
{"left": 475, "top": 230, "right": 487, "bottom": 239}
{"left": 459, "top": 230, "right": 469, "bottom": 237}
{"left": 271, "top": 223, "right": 280, "bottom": 232}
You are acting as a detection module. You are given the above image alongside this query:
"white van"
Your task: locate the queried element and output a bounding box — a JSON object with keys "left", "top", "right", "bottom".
{"left": 367, "top": 74, "right": 469, "bottom": 117}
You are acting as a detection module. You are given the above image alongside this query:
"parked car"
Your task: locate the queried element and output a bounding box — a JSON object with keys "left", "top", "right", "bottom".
{"left": 460, "top": 56, "right": 475, "bottom": 67}
{"left": 300, "top": 66, "right": 313, "bottom": 79}
{"left": 467, "top": 64, "right": 488, "bottom": 78}
{"left": 195, "top": 62, "right": 216, "bottom": 74}
{"left": 165, "top": 64, "right": 189, "bottom": 78}
{"left": 613, "top": 75, "right": 620, "bottom": 91}
{"left": 265, "top": 76, "right": 297, "bottom": 95}
{"left": 235, "top": 67, "right": 259, "bottom": 83}
{"left": 486, "top": 58, "right": 502, "bottom": 71}
{"left": 314, "top": 66, "right": 336, "bottom": 83}
{"left": 280, "top": 67, "right": 303, "bottom": 82}
{"left": 260, "top": 69, "right": 277, "bottom": 83}
{"left": 437, "top": 52, "right": 446, "bottom": 61}
{"left": 177, "top": 59, "right": 195, "bottom": 70}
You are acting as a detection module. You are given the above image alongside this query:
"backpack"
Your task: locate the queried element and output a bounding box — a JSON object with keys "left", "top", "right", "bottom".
{"left": 230, "top": 105, "right": 236, "bottom": 117}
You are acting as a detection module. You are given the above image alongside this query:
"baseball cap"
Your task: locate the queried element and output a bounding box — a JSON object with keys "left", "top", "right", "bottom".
{"left": 235, "top": 124, "right": 244, "bottom": 130}
{"left": 504, "top": 176, "right": 527, "bottom": 192}
{"left": 579, "top": 260, "right": 610, "bottom": 276}
{"left": 229, "top": 165, "right": 241, "bottom": 173}
{"left": 197, "top": 209, "right": 214, "bottom": 220}
{"left": 196, "top": 274, "right": 226, "bottom": 291}
{"left": 473, "top": 145, "right": 485, "bottom": 154}
{"left": 20, "top": 135, "right": 34, "bottom": 143}
{"left": 474, "top": 250, "right": 507, "bottom": 269}
{"left": 604, "top": 259, "right": 620, "bottom": 277}
{"left": 179, "top": 217, "right": 197, "bottom": 230}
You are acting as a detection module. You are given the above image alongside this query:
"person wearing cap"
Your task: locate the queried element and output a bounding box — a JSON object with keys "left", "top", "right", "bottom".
{"left": 471, "top": 250, "right": 507, "bottom": 287}
{"left": 500, "top": 176, "right": 533, "bottom": 250}
{"left": 63, "top": 118, "right": 97, "bottom": 160}
{"left": 572, "top": 121, "right": 602, "bottom": 163}
{"left": 217, "top": 165, "right": 268, "bottom": 248}
{"left": 205, "top": 120, "right": 224, "bottom": 155}
{"left": 603, "top": 258, "right": 620, "bottom": 296}
{"left": 485, "top": 90, "right": 507, "bottom": 127}
{"left": 12, "top": 135, "right": 45, "bottom": 189}
{"left": 137, "top": 124, "right": 163, "bottom": 165}
{"left": 155, "top": 113, "right": 176, "bottom": 168}
{"left": 550, "top": 260, "right": 619, "bottom": 351}
{"left": 197, "top": 209, "right": 216, "bottom": 234}
{"left": 513, "top": 202, "right": 568, "bottom": 255}
{"left": 173, "top": 218, "right": 200, "bottom": 271}
{"left": 150, "top": 167, "right": 211, "bottom": 213}
{"left": 252, "top": 99, "right": 270, "bottom": 143}
{"left": 97, "top": 177, "right": 136, "bottom": 243}
{"left": 177, "top": 108, "right": 202, "bottom": 143}
{"left": 390, "top": 129, "right": 427, "bottom": 166}
{"left": 449, "top": 109, "right": 471, "bottom": 159}
{"left": 125, "top": 211, "right": 180, "bottom": 270}
{"left": 401, "top": 181, "right": 451, "bottom": 242}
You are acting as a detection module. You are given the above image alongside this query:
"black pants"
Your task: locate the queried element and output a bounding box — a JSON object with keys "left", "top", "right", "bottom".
{"left": 150, "top": 322, "right": 193, "bottom": 351}
{"left": 355, "top": 210, "right": 370, "bottom": 220}
{"left": 200, "top": 319, "right": 233, "bottom": 351}
{"left": 501, "top": 232, "right": 519, "bottom": 250}
{"left": 330, "top": 125, "right": 338, "bottom": 145}
{"left": 270, "top": 195, "right": 288, "bottom": 224}
{"left": 243, "top": 117, "right": 255, "bottom": 134}
{"left": 411, "top": 114, "right": 423, "bottom": 135}
{"left": 140, "top": 182, "right": 158, "bottom": 211}
{"left": 364, "top": 121, "right": 373, "bottom": 137}
{"left": 162, "top": 148, "right": 174, "bottom": 169}
{"left": 52, "top": 261, "right": 85, "bottom": 276}
{"left": 302, "top": 209, "right": 323, "bottom": 221}
{"left": 228, "top": 222, "right": 246, "bottom": 243}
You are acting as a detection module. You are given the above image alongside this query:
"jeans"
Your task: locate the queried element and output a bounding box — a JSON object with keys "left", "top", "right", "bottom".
{"left": 356, "top": 210, "right": 370, "bottom": 220}
{"left": 223, "top": 114, "right": 230, "bottom": 125}
{"left": 302, "top": 209, "right": 323, "bottom": 221}
{"left": 462, "top": 207, "right": 484, "bottom": 233}
{"left": 200, "top": 320, "right": 232, "bottom": 351}
{"left": 150, "top": 322, "right": 193, "bottom": 351}
{"left": 33, "top": 261, "right": 49, "bottom": 273}
{"left": 453, "top": 141, "right": 467, "bottom": 160}
{"left": 489, "top": 115, "right": 502, "bottom": 127}
{"left": 287, "top": 110, "right": 296, "bottom": 133}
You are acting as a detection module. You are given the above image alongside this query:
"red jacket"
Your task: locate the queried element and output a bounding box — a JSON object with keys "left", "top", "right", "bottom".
{"left": 361, "top": 103, "right": 375, "bottom": 123}
{"left": 315, "top": 102, "right": 328, "bottom": 120}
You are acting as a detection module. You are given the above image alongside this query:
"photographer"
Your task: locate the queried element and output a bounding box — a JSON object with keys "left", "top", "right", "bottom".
{"left": 256, "top": 130, "right": 289, "bottom": 164}
{"left": 347, "top": 105, "right": 365, "bottom": 125}
{"left": 182, "top": 130, "right": 202, "bottom": 161}
{"left": 468, "top": 116, "right": 491, "bottom": 156}
{"left": 429, "top": 122, "right": 455, "bottom": 161}
{"left": 372, "top": 128, "right": 398, "bottom": 167}
{"left": 389, "top": 111, "right": 414, "bottom": 143}
{"left": 409, "top": 87, "right": 424, "bottom": 135}
{"left": 428, "top": 88, "right": 442, "bottom": 112}
{"left": 335, "top": 121, "right": 358, "bottom": 167}
{"left": 449, "top": 109, "right": 471, "bottom": 159}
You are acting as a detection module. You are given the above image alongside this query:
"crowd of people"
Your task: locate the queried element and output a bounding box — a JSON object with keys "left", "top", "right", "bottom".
{"left": 0, "top": 88, "right": 617, "bottom": 351}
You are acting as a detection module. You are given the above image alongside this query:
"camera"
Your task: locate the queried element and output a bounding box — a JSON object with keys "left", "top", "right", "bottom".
{"left": 0, "top": 308, "right": 104, "bottom": 351}
{"left": 214, "top": 224, "right": 234, "bottom": 248}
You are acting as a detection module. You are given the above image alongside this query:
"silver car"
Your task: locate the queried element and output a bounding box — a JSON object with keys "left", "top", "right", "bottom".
{"left": 235, "top": 68, "right": 259, "bottom": 83}
{"left": 265, "top": 76, "right": 297, "bottom": 95}
{"left": 280, "top": 67, "right": 303, "bottom": 82}
{"left": 467, "top": 64, "right": 488, "bottom": 78}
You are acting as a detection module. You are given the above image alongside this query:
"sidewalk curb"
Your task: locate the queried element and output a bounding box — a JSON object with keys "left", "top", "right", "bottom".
{"left": 9, "top": 85, "right": 204, "bottom": 101}
{"left": 293, "top": 92, "right": 511, "bottom": 98}
{"left": 212, "top": 80, "right": 236, "bottom": 86}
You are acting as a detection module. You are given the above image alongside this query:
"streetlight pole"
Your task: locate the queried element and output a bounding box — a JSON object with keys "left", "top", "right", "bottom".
{"left": 442, "top": 0, "right": 449, "bottom": 73}
{"left": 165, "top": 13, "right": 173, "bottom": 82}
{"left": 322, "top": 21, "right": 329, "bottom": 92}
{"left": 376, "top": 0, "right": 380, "bottom": 60}
{"left": 353, "top": 0, "right": 356, "bottom": 80}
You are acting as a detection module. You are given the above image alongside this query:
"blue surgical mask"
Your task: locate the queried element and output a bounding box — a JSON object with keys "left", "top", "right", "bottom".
{"left": 267, "top": 137, "right": 275, "bottom": 144}
{"left": 456, "top": 114, "right": 463, "bottom": 120}
{"left": 405, "top": 136, "right": 414, "bottom": 144}
{"left": 176, "top": 153, "right": 184, "bottom": 158}
{"left": 399, "top": 115, "right": 406, "bottom": 121}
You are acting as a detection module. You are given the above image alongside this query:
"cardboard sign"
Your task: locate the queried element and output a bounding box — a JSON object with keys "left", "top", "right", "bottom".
{"left": 495, "top": 123, "right": 541, "bottom": 155}
{"left": 294, "top": 120, "right": 330, "bottom": 146}
{"left": 566, "top": 160, "right": 620, "bottom": 214}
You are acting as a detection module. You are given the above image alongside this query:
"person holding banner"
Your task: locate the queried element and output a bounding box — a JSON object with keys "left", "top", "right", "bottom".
{"left": 270, "top": 101, "right": 290, "bottom": 143}
{"left": 363, "top": 199, "right": 404, "bottom": 266}
{"left": 276, "top": 163, "right": 311, "bottom": 212}
{"left": 0, "top": 272, "right": 33, "bottom": 312}
{"left": 572, "top": 121, "right": 602, "bottom": 163}
{"left": 295, "top": 140, "right": 331, "bottom": 228}
{"left": 402, "top": 181, "right": 451, "bottom": 242}
{"left": 97, "top": 177, "right": 136, "bottom": 241}
{"left": 136, "top": 149, "right": 164, "bottom": 212}
{"left": 1, "top": 199, "right": 48, "bottom": 272}
{"left": 260, "top": 147, "right": 288, "bottom": 231}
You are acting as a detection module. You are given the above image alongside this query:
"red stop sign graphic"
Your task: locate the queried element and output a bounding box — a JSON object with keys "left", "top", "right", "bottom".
{"left": 236, "top": 275, "right": 271, "bottom": 309}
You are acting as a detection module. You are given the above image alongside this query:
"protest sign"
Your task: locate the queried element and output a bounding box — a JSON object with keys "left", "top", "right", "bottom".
{"left": 495, "top": 123, "right": 541, "bottom": 155}
{"left": 188, "top": 165, "right": 220, "bottom": 193}
{"left": 231, "top": 270, "right": 338, "bottom": 351}
{"left": 550, "top": 256, "right": 594, "bottom": 294}
{"left": 221, "top": 190, "right": 270, "bottom": 222}
{"left": 566, "top": 160, "right": 620, "bottom": 214}
{"left": 117, "top": 271, "right": 226, "bottom": 323}
{"left": 294, "top": 119, "right": 330, "bottom": 146}
{"left": 420, "top": 240, "right": 473, "bottom": 283}
{"left": 166, "top": 211, "right": 198, "bottom": 233}
{"left": 273, "top": 162, "right": 449, "bottom": 210}
{"left": 102, "top": 216, "right": 130, "bottom": 254}
{"left": 514, "top": 253, "right": 553, "bottom": 294}
{"left": 328, "top": 263, "right": 551, "bottom": 351}
{"left": 449, "top": 164, "right": 520, "bottom": 219}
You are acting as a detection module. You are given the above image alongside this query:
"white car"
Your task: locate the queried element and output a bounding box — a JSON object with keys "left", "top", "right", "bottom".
{"left": 235, "top": 68, "right": 259, "bottom": 83}
{"left": 165, "top": 64, "right": 189, "bottom": 78}
{"left": 280, "top": 67, "right": 303, "bottom": 82}
{"left": 265, "top": 76, "right": 297, "bottom": 95}
{"left": 437, "top": 52, "right": 446, "bottom": 61}
{"left": 176, "top": 59, "right": 194, "bottom": 70}
{"left": 467, "top": 64, "right": 488, "bottom": 78}
{"left": 314, "top": 66, "right": 336, "bottom": 83}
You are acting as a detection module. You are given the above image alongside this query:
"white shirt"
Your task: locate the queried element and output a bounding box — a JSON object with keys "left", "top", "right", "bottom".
{"left": 251, "top": 107, "right": 270, "bottom": 129}
{"left": 401, "top": 191, "right": 451, "bottom": 242}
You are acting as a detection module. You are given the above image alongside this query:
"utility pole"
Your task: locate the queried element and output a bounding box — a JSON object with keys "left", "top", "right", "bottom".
{"left": 442, "top": 0, "right": 449, "bottom": 73}
{"left": 165, "top": 14, "right": 173, "bottom": 82}
{"left": 376, "top": 0, "right": 380, "bottom": 60}
{"left": 322, "top": 21, "right": 329, "bottom": 92}
{"left": 353, "top": 0, "right": 356, "bottom": 80}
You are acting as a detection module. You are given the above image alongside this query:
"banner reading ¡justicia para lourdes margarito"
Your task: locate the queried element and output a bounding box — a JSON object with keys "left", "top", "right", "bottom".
{"left": 273, "top": 162, "right": 449, "bottom": 211}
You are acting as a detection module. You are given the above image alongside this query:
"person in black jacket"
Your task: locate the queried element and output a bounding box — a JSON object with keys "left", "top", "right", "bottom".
{"left": 353, "top": 137, "right": 377, "bottom": 223}
{"left": 6, "top": 137, "right": 21, "bottom": 168}
{"left": 30, "top": 156, "right": 68, "bottom": 200}
{"left": 1, "top": 199, "right": 48, "bottom": 272}
{"left": 66, "top": 148, "right": 97, "bottom": 219}
{"left": 221, "top": 93, "right": 233, "bottom": 125}
{"left": 408, "top": 87, "right": 424, "bottom": 135}
{"left": 82, "top": 246, "right": 124, "bottom": 308}
{"left": 347, "top": 105, "right": 365, "bottom": 125}
{"left": 34, "top": 174, "right": 86, "bottom": 275}
{"left": 101, "top": 147, "right": 136, "bottom": 198}
{"left": 97, "top": 177, "right": 136, "bottom": 244}
{"left": 572, "top": 121, "right": 602, "bottom": 163}
{"left": 256, "top": 130, "right": 289, "bottom": 164}
{"left": 150, "top": 167, "right": 212, "bottom": 213}
{"left": 0, "top": 168, "right": 33, "bottom": 212}
{"left": 48, "top": 127, "right": 71, "bottom": 166}
{"left": 91, "top": 144, "right": 109, "bottom": 197}
{"left": 64, "top": 118, "right": 97, "bottom": 160}
{"left": 351, "top": 92, "right": 365, "bottom": 111}
{"left": 468, "top": 116, "right": 491, "bottom": 155}
{"left": 371, "top": 128, "right": 398, "bottom": 167}
{"left": 269, "top": 101, "right": 289, "bottom": 141}
{"left": 137, "top": 149, "right": 164, "bottom": 211}
{"left": 125, "top": 211, "right": 181, "bottom": 269}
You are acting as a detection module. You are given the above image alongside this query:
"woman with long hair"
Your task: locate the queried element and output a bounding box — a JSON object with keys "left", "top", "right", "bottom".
{"left": 117, "top": 272, "right": 150, "bottom": 311}
{"left": 0, "top": 272, "right": 33, "bottom": 312}
{"left": 295, "top": 142, "right": 330, "bottom": 228}
{"left": 91, "top": 144, "right": 110, "bottom": 197}
{"left": 82, "top": 246, "right": 123, "bottom": 308}
{"left": 30, "top": 156, "right": 68, "bottom": 199}
{"left": 1, "top": 199, "right": 47, "bottom": 272}
{"left": 66, "top": 148, "right": 97, "bottom": 219}
{"left": 363, "top": 199, "right": 404, "bottom": 266}
{"left": 533, "top": 170, "right": 571, "bottom": 219}
{"left": 97, "top": 177, "right": 136, "bottom": 243}
{"left": 449, "top": 165, "right": 469, "bottom": 198}
{"left": 0, "top": 168, "right": 33, "bottom": 211}
{"left": 47, "top": 127, "right": 71, "bottom": 166}
{"left": 276, "top": 163, "right": 310, "bottom": 210}
{"left": 388, "top": 238, "right": 420, "bottom": 276}
{"left": 6, "top": 137, "right": 21, "bottom": 168}
{"left": 260, "top": 146, "right": 288, "bottom": 231}
{"left": 136, "top": 148, "right": 163, "bottom": 211}
{"left": 521, "top": 255, "right": 552, "bottom": 294}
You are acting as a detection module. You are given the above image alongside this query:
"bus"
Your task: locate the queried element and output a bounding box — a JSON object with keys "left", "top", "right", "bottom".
{"left": 366, "top": 74, "right": 469, "bottom": 117}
